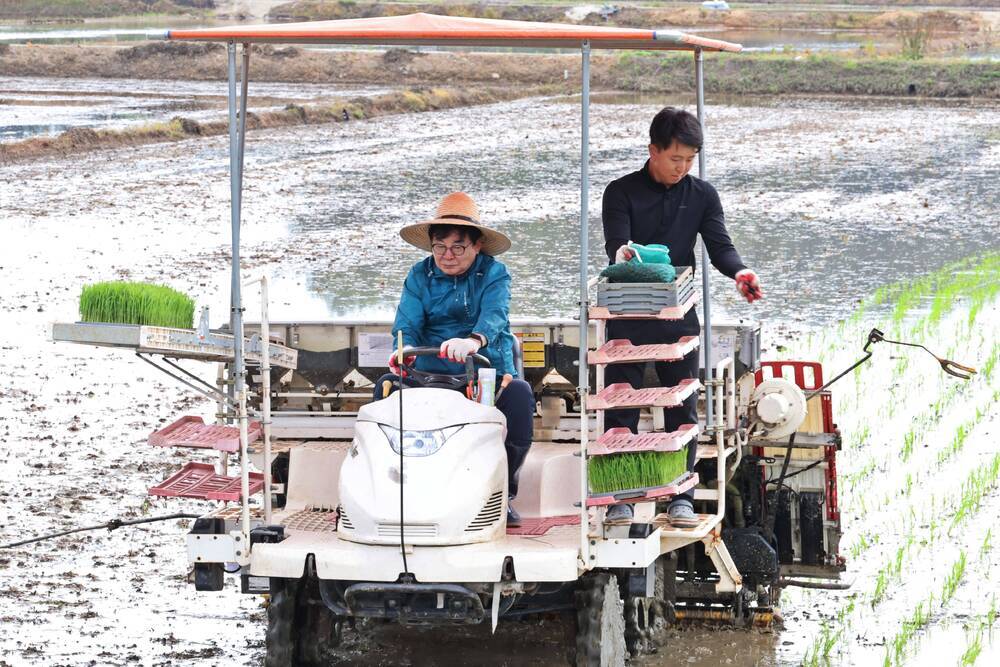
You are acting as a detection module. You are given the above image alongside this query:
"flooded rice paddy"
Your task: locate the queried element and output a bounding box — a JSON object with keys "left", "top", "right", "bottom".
{"left": 0, "top": 77, "right": 391, "bottom": 142}
{"left": 1, "top": 88, "right": 998, "bottom": 665}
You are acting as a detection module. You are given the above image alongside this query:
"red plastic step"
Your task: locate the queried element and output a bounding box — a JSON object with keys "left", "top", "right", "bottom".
{"left": 589, "top": 294, "right": 698, "bottom": 321}
{"left": 149, "top": 416, "right": 261, "bottom": 454}
{"left": 588, "top": 336, "right": 699, "bottom": 365}
{"left": 506, "top": 514, "right": 580, "bottom": 536}
{"left": 587, "top": 472, "right": 699, "bottom": 507}
{"left": 588, "top": 378, "right": 700, "bottom": 411}
{"left": 589, "top": 424, "right": 699, "bottom": 456}
{"left": 149, "top": 462, "right": 263, "bottom": 501}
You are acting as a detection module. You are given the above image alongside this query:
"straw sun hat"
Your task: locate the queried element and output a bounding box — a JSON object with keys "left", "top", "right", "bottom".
{"left": 399, "top": 192, "right": 511, "bottom": 256}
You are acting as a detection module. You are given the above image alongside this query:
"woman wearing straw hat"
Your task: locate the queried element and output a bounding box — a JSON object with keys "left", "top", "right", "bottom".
{"left": 379, "top": 192, "right": 533, "bottom": 526}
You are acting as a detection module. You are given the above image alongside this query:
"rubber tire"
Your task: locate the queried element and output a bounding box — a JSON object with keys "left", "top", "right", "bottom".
{"left": 574, "top": 572, "right": 627, "bottom": 667}
{"left": 265, "top": 576, "right": 342, "bottom": 667}
{"left": 295, "top": 581, "right": 342, "bottom": 666}
{"left": 265, "top": 578, "right": 300, "bottom": 667}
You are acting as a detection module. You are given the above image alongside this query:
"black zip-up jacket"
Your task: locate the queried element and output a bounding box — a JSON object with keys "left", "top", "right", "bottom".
{"left": 602, "top": 162, "right": 746, "bottom": 279}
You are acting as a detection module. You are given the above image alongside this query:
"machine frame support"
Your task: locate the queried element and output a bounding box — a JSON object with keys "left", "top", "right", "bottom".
{"left": 577, "top": 40, "right": 592, "bottom": 569}
{"left": 694, "top": 48, "right": 715, "bottom": 434}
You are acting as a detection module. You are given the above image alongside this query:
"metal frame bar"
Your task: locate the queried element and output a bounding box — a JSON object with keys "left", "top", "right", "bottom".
{"left": 135, "top": 353, "right": 235, "bottom": 407}
{"left": 695, "top": 48, "right": 714, "bottom": 435}
{"left": 578, "top": 40, "right": 591, "bottom": 570}
{"left": 245, "top": 276, "right": 274, "bottom": 523}
{"left": 227, "top": 41, "right": 252, "bottom": 560}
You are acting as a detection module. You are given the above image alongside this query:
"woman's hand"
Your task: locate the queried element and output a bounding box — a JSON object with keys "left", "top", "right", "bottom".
{"left": 440, "top": 337, "right": 481, "bottom": 362}
{"left": 388, "top": 352, "right": 416, "bottom": 377}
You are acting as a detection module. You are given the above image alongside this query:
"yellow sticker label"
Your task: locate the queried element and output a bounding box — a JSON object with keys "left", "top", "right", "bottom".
{"left": 517, "top": 332, "right": 546, "bottom": 368}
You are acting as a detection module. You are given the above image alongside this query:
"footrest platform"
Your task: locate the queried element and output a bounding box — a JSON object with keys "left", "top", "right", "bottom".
{"left": 149, "top": 416, "right": 261, "bottom": 453}
{"left": 507, "top": 515, "right": 580, "bottom": 536}
{"left": 588, "top": 378, "right": 700, "bottom": 410}
{"left": 588, "top": 337, "right": 699, "bottom": 365}
{"left": 589, "top": 424, "right": 699, "bottom": 456}
{"left": 587, "top": 472, "right": 698, "bottom": 507}
{"left": 149, "top": 462, "right": 263, "bottom": 501}
{"left": 654, "top": 512, "right": 719, "bottom": 536}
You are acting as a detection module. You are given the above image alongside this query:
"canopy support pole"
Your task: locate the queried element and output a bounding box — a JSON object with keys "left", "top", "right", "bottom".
{"left": 578, "top": 40, "right": 591, "bottom": 571}
{"left": 694, "top": 48, "right": 714, "bottom": 436}
{"left": 227, "top": 41, "right": 252, "bottom": 561}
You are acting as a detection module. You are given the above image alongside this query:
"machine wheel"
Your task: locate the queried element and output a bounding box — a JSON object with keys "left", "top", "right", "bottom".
{"left": 295, "top": 575, "right": 342, "bottom": 665}
{"left": 623, "top": 555, "right": 672, "bottom": 656}
{"left": 265, "top": 576, "right": 342, "bottom": 667}
{"left": 574, "top": 572, "right": 627, "bottom": 667}
{"left": 624, "top": 595, "right": 664, "bottom": 656}
{"left": 265, "top": 578, "right": 299, "bottom": 667}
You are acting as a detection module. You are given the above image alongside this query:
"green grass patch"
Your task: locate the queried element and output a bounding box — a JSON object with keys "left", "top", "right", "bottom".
{"left": 79, "top": 281, "right": 195, "bottom": 329}
{"left": 588, "top": 447, "right": 688, "bottom": 494}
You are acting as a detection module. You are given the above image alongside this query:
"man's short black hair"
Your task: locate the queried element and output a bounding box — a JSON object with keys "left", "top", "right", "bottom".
{"left": 428, "top": 224, "right": 483, "bottom": 244}
{"left": 649, "top": 107, "right": 703, "bottom": 151}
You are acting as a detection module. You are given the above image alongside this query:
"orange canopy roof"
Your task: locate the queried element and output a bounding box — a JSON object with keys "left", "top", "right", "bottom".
{"left": 167, "top": 13, "right": 741, "bottom": 52}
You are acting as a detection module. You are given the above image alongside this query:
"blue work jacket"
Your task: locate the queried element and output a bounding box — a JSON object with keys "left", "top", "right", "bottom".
{"left": 392, "top": 253, "right": 517, "bottom": 376}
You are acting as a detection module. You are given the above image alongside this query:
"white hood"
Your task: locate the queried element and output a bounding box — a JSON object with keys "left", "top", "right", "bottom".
{"left": 358, "top": 386, "right": 505, "bottom": 431}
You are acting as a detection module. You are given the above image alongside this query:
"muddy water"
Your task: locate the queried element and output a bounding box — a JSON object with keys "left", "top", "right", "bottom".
{"left": 0, "top": 92, "right": 997, "bottom": 665}
{"left": 0, "top": 77, "right": 391, "bottom": 142}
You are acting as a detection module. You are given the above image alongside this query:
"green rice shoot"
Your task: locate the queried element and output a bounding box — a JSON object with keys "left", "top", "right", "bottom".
{"left": 588, "top": 447, "right": 688, "bottom": 494}
{"left": 79, "top": 281, "right": 195, "bottom": 329}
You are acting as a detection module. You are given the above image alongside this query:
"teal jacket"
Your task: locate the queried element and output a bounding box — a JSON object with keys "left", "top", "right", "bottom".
{"left": 392, "top": 253, "right": 517, "bottom": 376}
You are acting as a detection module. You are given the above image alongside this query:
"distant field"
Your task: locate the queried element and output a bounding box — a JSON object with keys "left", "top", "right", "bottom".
{"left": 0, "top": 0, "right": 214, "bottom": 20}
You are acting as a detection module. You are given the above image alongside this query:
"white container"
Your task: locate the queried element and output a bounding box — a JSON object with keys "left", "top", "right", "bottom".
{"left": 477, "top": 368, "right": 497, "bottom": 406}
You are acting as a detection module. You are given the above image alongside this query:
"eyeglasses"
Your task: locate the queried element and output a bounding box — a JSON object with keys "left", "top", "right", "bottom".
{"left": 431, "top": 243, "right": 470, "bottom": 257}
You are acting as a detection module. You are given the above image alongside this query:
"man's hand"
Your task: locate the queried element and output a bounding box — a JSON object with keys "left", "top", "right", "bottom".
{"left": 440, "top": 338, "right": 481, "bottom": 362}
{"left": 614, "top": 243, "right": 636, "bottom": 264}
{"left": 388, "top": 352, "right": 416, "bottom": 377}
{"left": 735, "top": 269, "right": 763, "bottom": 303}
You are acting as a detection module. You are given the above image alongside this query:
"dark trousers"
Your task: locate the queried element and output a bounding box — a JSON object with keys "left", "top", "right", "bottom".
{"left": 604, "top": 310, "right": 700, "bottom": 503}
{"left": 373, "top": 375, "right": 534, "bottom": 497}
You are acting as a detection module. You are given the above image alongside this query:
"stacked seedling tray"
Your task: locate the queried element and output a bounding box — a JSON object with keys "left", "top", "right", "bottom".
{"left": 587, "top": 271, "right": 703, "bottom": 511}
{"left": 596, "top": 266, "right": 694, "bottom": 314}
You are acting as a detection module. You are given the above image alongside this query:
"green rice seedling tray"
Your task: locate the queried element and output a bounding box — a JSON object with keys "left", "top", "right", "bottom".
{"left": 80, "top": 281, "right": 195, "bottom": 329}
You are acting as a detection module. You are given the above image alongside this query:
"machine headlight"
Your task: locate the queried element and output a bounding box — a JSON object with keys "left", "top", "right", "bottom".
{"left": 378, "top": 425, "right": 463, "bottom": 457}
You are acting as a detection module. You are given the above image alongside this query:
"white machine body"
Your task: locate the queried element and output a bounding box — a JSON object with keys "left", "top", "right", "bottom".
{"left": 338, "top": 387, "right": 508, "bottom": 546}
{"left": 751, "top": 378, "right": 808, "bottom": 440}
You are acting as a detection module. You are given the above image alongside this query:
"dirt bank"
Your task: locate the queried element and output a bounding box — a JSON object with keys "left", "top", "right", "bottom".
{"left": 0, "top": 0, "right": 212, "bottom": 20}
{"left": 3, "top": 42, "right": 996, "bottom": 98}
{"left": 0, "top": 85, "right": 526, "bottom": 164}
{"left": 269, "top": 1, "right": 988, "bottom": 34}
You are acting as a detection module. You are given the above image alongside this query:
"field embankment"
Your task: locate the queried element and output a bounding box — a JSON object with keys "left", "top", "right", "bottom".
{"left": 269, "top": 1, "right": 988, "bottom": 34}
{"left": 2, "top": 42, "right": 996, "bottom": 163}
{"left": 0, "top": 0, "right": 213, "bottom": 20}
{"left": 2, "top": 42, "right": 997, "bottom": 99}
{"left": 0, "top": 85, "right": 520, "bottom": 164}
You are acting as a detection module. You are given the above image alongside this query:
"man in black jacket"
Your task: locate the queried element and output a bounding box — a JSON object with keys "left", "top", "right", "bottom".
{"left": 602, "top": 107, "right": 762, "bottom": 527}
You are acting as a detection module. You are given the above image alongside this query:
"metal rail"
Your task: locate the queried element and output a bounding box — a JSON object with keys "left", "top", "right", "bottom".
{"left": 577, "top": 40, "right": 591, "bottom": 570}
{"left": 227, "top": 41, "right": 252, "bottom": 563}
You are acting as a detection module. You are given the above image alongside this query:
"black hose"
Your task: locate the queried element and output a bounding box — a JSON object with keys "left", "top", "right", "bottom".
{"left": 0, "top": 513, "right": 201, "bottom": 550}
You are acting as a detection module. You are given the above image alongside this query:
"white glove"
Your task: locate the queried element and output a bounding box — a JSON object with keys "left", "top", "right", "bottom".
{"left": 614, "top": 243, "right": 636, "bottom": 264}
{"left": 440, "top": 337, "right": 481, "bottom": 362}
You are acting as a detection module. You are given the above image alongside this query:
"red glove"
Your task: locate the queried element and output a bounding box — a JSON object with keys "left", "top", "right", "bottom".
{"left": 388, "top": 352, "right": 416, "bottom": 377}
{"left": 735, "top": 269, "right": 763, "bottom": 303}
